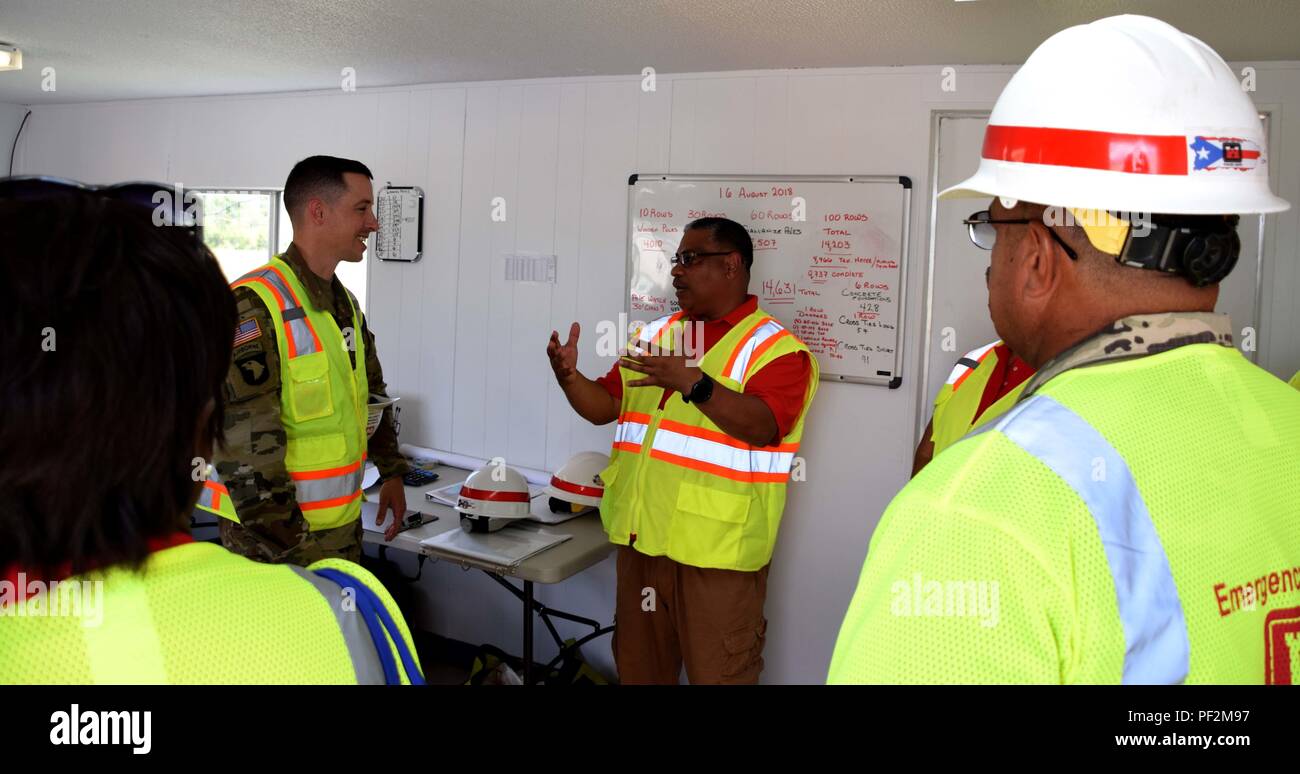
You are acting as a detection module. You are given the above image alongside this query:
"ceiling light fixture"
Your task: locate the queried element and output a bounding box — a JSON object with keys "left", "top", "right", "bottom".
{"left": 0, "top": 44, "right": 22, "bottom": 72}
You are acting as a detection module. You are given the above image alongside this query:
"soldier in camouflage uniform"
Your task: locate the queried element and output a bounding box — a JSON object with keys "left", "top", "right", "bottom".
{"left": 215, "top": 156, "right": 410, "bottom": 565}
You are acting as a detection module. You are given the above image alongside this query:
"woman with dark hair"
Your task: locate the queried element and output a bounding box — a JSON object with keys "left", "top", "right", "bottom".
{"left": 0, "top": 180, "right": 423, "bottom": 684}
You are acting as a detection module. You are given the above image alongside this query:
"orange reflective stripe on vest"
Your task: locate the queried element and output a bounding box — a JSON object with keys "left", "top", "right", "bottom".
{"left": 613, "top": 411, "right": 652, "bottom": 454}
{"left": 290, "top": 453, "right": 368, "bottom": 512}
{"left": 648, "top": 418, "right": 798, "bottom": 483}
{"left": 722, "top": 317, "right": 778, "bottom": 382}
{"left": 194, "top": 475, "right": 239, "bottom": 523}
{"left": 232, "top": 265, "right": 322, "bottom": 358}
{"left": 198, "top": 480, "right": 227, "bottom": 512}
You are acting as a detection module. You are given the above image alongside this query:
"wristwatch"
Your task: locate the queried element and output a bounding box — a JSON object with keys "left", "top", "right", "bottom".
{"left": 682, "top": 373, "right": 714, "bottom": 404}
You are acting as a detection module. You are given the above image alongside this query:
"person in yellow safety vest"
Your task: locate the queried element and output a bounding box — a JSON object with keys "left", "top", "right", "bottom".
{"left": 0, "top": 181, "right": 423, "bottom": 684}
{"left": 214, "top": 156, "right": 412, "bottom": 566}
{"left": 831, "top": 15, "right": 1300, "bottom": 684}
{"left": 912, "top": 339, "right": 1035, "bottom": 476}
{"left": 547, "top": 217, "right": 819, "bottom": 684}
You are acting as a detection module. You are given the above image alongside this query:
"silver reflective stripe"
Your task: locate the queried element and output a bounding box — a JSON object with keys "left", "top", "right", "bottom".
{"left": 196, "top": 484, "right": 218, "bottom": 510}
{"left": 636, "top": 313, "right": 678, "bottom": 345}
{"left": 286, "top": 317, "right": 318, "bottom": 355}
{"left": 946, "top": 340, "right": 999, "bottom": 385}
{"left": 240, "top": 267, "right": 318, "bottom": 356}
{"left": 726, "top": 319, "right": 784, "bottom": 382}
{"left": 649, "top": 426, "right": 795, "bottom": 477}
{"left": 294, "top": 468, "right": 364, "bottom": 505}
{"left": 991, "top": 395, "right": 1190, "bottom": 684}
{"left": 288, "top": 566, "right": 385, "bottom": 684}
{"left": 614, "top": 420, "right": 649, "bottom": 447}
{"left": 252, "top": 267, "right": 296, "bottom": 307}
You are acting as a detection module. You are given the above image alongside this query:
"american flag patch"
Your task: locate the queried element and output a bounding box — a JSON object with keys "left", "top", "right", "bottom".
{"left": 233, "top": 318, "right": 261, "bottom": 347}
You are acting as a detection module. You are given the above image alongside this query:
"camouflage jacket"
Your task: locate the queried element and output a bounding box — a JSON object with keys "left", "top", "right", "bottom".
{"left": 214, "top": 244, "right": 409, "bottom": 524}
{"left": 1020, "top": 312, "right": 1235, "bottom": 401}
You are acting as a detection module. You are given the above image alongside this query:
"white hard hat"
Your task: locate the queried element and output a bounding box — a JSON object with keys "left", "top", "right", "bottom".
{"left": 455, "top": 461, "right": 531, "bottom": 533}
{"left": 940, "top": 15, "right": 1290, "bottom": 215}
{"left": 544, "top": 451, "right": 610, "bottom": 511}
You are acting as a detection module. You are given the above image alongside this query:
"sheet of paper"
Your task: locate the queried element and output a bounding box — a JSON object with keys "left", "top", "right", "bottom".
{"left": 362, "top": 462, "right": 381, "bottom": 491}
{"left": 419, "top": 522, "right": 571, "bottom": 567}
{"left": 359, "top": 500, "right": 431, "bottom": 534}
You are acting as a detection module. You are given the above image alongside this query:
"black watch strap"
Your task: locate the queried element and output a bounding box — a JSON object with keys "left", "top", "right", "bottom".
{"left": 683, "top": 373, "right": 714, "bottom": 404}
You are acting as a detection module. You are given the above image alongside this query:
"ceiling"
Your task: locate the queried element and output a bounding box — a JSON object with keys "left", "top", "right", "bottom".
{"left": 1, "top": 0, "right": 1298, "bottom": 105}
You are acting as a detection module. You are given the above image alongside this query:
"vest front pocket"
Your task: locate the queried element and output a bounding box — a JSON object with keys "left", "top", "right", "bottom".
{"left": 668, "top": 481, "right": 751, "bottom": 568}
{"left": 285, "top": 432, "right": 348, "bottom": 468}
{"left": 287, "top": 351, "right": 334, "bottom": 422}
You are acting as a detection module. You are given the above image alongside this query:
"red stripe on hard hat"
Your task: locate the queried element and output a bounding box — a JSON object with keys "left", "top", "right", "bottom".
{"left": 983, "top": 125, "right": 1188, "bottom": 176}
{"left": 550, "top": 476, "right": 603, "bottom": 498}
{"left": 460, "top": 484, "right": 530, "bottom": 503}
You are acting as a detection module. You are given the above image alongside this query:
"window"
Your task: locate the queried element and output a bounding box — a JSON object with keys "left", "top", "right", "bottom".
{"left": 194, "top": 188, "right": 368, "bottom": 313}
{"left": 195, "top": 189, "right": 277, "bottom": 283}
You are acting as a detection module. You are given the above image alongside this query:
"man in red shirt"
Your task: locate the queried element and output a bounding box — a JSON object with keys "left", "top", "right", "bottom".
{"left": 912, "top": 341, "right": 1035, "bottom": 476}
{"left": 546, "top": 217, "right": 816, "bottom": 683}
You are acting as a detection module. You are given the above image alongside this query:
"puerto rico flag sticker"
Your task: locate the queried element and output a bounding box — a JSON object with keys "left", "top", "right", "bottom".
{"left": 1188, "top": 135, "right": 1262, "bottom": 172}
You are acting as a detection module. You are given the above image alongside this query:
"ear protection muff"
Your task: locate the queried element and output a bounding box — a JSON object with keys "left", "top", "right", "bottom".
{"left": 1180, "top": 228, "right": 1241, "bottom": 287}
{"left": 1116, "top": 215, "right": 1241, "bottom": 287}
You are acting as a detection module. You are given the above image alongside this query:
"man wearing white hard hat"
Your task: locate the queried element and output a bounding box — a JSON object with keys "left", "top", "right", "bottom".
{"left": 830, "top": 15, "right": 1300, "bottom": 684}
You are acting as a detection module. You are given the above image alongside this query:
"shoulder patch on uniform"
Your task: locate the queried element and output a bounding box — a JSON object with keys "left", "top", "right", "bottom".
{"left": 234, "top": 317, "right": 261, "bottom": 347}
{"left": 233, "top": 340, "right": 264, "bottom": 359}
{"left": 233, "top": 284, "right": 271, "bottom": 313}
{"left": 236, "top": 352, "right": 270, "bottom": 386}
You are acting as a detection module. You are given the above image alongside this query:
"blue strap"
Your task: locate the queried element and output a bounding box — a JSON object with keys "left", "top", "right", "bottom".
{"left": 990, "top": 395, "right": 1190, "bottom": 684}
{"left": 313, "top": 568, "right": 426, "bottom": 686}
{"left": 356, "top": 581, "right": 427, "bottom": 686}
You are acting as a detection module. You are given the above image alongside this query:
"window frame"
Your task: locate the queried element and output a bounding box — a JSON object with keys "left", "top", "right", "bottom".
{"left": 191, "top": 186, "right": 286, "bottom": 266}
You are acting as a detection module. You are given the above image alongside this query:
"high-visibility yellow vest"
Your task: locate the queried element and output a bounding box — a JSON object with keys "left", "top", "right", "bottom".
{"left": 193, "top": 472, "right": 239, "bottom": 523}
{"left": 600, "top": 307, "right": 819, "bottom": 571}
{"left": 0, "top": 541, "right": 422, "bottom": 684}
{"left": 829, "top": 344, "right": 1300, "bottom": 684}
{"left": 929, "top": 340, "right": 1028, "bottom": 456}
{"left": 231, "top": 256, "right": 368, "bottom": 530}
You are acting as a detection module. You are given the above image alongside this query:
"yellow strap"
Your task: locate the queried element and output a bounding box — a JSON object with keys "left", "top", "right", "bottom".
{"left": 1070, "top": 208, "right": 1130, "bottom": 256}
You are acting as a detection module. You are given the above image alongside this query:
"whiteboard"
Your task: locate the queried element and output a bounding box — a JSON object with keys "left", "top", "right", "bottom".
{"left": 626, "top": 174, "right": 911, "bottom": 386}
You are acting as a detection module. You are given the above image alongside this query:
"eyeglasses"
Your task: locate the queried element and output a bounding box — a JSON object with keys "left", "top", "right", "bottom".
{"left": 963, "top": 209, "right": 1078, "bottom": 261}
{"left": 670, "top": 250, "right": 733, "bottom": 268}
{"left": 0, "top": 175, "right": 205, "bottom": 245}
